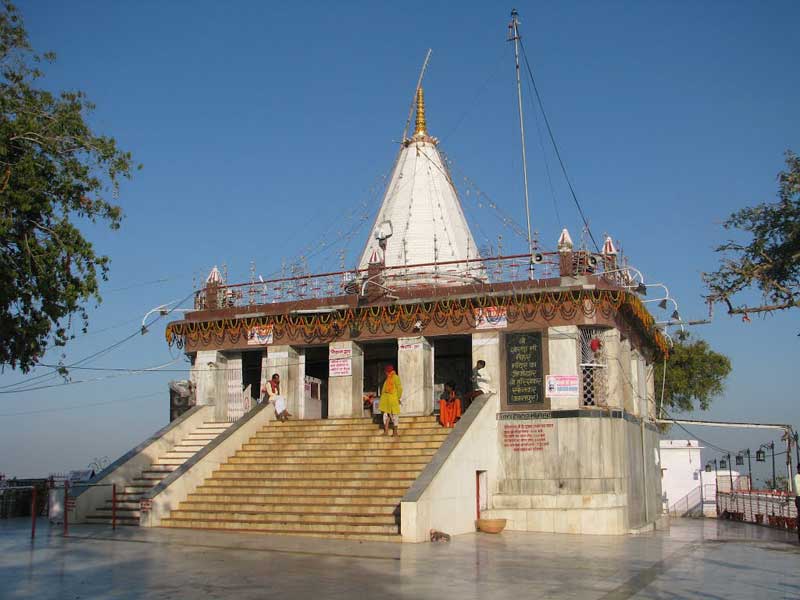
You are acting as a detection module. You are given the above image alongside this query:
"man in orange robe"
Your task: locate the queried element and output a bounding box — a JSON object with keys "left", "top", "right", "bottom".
{"left": 439, "top": 381, "right": 462, "bottom": 428}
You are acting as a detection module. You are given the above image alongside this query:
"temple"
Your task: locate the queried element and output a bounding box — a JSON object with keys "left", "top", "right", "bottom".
{"left": 73, "top": 86, "right": 667, "bottom": 541}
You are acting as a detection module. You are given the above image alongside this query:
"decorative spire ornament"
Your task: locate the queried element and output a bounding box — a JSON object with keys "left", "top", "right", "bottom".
{"left": 414, "top": 87, "right": 427, "bottom": 137}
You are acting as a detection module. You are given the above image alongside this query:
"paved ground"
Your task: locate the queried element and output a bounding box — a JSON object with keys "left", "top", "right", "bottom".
{"left": 1, "top": 518, "right": 798, "bottom": 599}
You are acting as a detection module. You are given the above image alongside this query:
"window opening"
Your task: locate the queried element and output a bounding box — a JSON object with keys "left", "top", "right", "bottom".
{"left": 579, "top": 327, "right": 607, "bottom": 407}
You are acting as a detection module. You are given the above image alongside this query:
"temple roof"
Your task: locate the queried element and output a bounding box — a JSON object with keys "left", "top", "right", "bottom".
{"left": 357, "top": 87, "right": 483, "bottom": 283}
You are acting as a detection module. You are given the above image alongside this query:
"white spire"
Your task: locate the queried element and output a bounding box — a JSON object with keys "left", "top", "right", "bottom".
{"left": 358, "top": 87, "right": 484, "bottom": 285}
{"left": 205, "top": 266, "right": 223, "bottom": 285}
{"left": 602, "top": 235, "right": 617, "bottom": 255}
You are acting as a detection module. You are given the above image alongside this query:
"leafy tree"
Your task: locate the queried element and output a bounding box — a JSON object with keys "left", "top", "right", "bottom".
{"left": 655, "top": 333, "right": 731, "bottom": 413}
{"left": 0, "top": 1, "right": 137, "bottom": 372}
{"left": 703, "top": 150, "right": 800, "bottom": 316}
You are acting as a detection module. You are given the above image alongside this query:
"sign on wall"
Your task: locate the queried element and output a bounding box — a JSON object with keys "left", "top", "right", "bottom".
{"left": 473, "top": 306, "right": 508, "bottom": 329}
{"left": 246, "top": 324, "right": 273, "bottom": 345}
{"left": 329, "top": 346, "right": 353, "bottom": 377}
{"left": 502, "top": 422, "right": 554, "bottom": 452}
{"left": 329, "top": 358, "right": 352, "bottom": 377}
{"left": 545, "top": 374, "right": 579, "bottom": 398}
{"left": 506, "top": 332, "right": 544, "bottom": 405}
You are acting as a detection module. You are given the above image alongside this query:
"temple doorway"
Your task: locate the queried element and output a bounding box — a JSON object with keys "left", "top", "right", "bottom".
{"left": 304, "top": 345, "right": 329, "bottom": 418}
{"left": 362, "top": 340, "right": 398, "bottom": 398}
{"left": 242, "top": 350, "right": 263, "bottom": 402}
{"left": 432, "top": 335, "right": 472, "bottom": 410}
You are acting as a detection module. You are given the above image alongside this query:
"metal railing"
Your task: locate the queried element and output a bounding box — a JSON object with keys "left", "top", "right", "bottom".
{"left": 193, "top": 251, "right": 629, "bottom": 310}
{"left": 717, "top": 489, "right": 798, "bottom": 531}
{"left": 0, "top": 486, "right": 40, "bottom": 538}
{"left": 61, "top": 481, "right": 119, "bottom": 536}
{"left": 668, "top": 485, "right": 705, "bottom": 517}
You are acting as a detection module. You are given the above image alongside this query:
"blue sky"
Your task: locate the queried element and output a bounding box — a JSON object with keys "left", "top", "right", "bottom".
{"left": 1, "top": 2, "right": 798, "bottom": 483}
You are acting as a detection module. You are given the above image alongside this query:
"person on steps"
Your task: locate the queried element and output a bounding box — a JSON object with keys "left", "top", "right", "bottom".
{"left": 439, "top": 381, "right": 462, "bottom": 428}
{"left": 379, "top": 365, "right": 403, "bottom": 437}
{"left": 263, "top": 373, "right": 290, "bottom": 421}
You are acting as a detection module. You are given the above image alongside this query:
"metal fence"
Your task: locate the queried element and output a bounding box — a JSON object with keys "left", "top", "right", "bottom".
{"left": 193, "top": 251, "right": 631, "bottom": 310}
{"left": 669, "top": 485, "right": 705, "bottom": 517}
{"left": 717, "top": 489, "right": 798, "bottom": 530}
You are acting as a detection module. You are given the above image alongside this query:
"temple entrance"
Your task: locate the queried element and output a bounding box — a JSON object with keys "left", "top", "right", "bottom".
{"left": 362, "top": 340, "right": 398, "bottom": 399}
{"left": 304, "top": 345, "right": 329, "bottom": 418}
{"left": 242, "top": 350, "right": 263, "bottom": 402}
{"left": 432, "top": 335, "right": 472, "bottom": 411}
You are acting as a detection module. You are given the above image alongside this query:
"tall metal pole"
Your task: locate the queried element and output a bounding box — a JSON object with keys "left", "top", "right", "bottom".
{"left": 727, "top": 453, "right": 733, "bottom": 491}
{"left": 508, "top": 9, "right": 534, "bottom": 276}
{"left": 746, "top": 449, "right": 752, "bottom": 491}
{"left": 770, "top": 441, "right": 776, "bottom": 490}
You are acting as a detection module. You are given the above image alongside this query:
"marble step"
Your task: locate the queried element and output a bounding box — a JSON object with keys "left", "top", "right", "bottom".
{"left": 234, "top": 447, "right": 437, "bottom": 459}
{"left": 253, "top": 428, "right": 448, "bottom": 440}
{"left": 185, "top": 493, "right": 402, "bottom": 506}
{"left": 179, "top": 500, "right": 397, "bottom": 514}
{"left": 194, "top": 484, "right": 407, "bottom": 497}
{"left": 168, "top": 509, "right": 397, "bottom": 526}
{"left": 269, "top": 417, "right": 435, "bottom": 427}
{"left": 202, "top": 476, "right": 415, "bottom": 488}
{"left": 241, "top": 440, "right": 444, "bottom": 451}
{"left": 209, "top": 469, "right": 423, "bottom": 480}
{"left": 159, "top": 520, "right": 401, "bottom": 542}
{"left": 160, "top": 516, "right": 399, "bottom": 535}
{"left": 222, "top": 458, "right": 430, "bottom": 468}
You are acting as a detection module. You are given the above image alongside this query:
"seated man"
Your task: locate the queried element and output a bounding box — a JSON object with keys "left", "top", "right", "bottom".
{"left": 262, "top": 373, "right": 290, "bottom": 421}
{"left": 438, "top": 381, "right": 462, "bottom": 428}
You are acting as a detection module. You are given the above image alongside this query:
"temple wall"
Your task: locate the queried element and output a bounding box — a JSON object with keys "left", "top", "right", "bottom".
{"left": 484, "top": 413, "right": 662, "bottom": 534}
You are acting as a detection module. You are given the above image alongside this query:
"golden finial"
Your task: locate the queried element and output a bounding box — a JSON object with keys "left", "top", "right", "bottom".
{"left": 414, "top": 86, "right": 427, "bottom": 136}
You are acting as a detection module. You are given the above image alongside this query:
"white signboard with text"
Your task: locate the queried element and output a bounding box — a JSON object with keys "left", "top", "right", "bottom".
{"left": 545, "top": 375, "right": 579, "bottom": 397}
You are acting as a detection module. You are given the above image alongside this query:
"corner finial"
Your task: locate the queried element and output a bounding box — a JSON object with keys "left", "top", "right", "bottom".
{"left": 414, "top": 87, "right": 427, "bottom": 136}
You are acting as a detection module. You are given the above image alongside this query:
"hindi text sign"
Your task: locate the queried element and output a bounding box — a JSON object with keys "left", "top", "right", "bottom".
{"left": 506, "top": 332, "right": 544, "bottom": 405}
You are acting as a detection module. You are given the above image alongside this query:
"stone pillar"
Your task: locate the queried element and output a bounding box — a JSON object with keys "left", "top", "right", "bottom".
{"left": 547, "top": 326, "right": 580, "bottom": 410}
{"left": 397, "top": 336, "right": 433, "bottom": 415}
{"left": 190, "top": 350, "right": 229, "bottom": 421}
{"left": 620, "top": 339, "right": 634, "bottom": 414}
{"left": 603, "top": 329, "right": 623, "bottom": 409}
{"left": 629, "top": 351, "right": 640, "bottom": 417}
{"left": 472, "top": 331, "right": 502, "bottom": 404}
{"left": 327, "top": 341, "right": 364, "bottom": 418}
{"left": 266, "top": 345, "right": 301, "bottom": 418}
{"left": 645, "top": 362, "right": 656, "bottom": 420}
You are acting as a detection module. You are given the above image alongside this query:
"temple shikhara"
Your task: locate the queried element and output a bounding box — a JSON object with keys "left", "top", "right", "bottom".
{"left": 73, "top": 82, "right": 668, "bottom": 542}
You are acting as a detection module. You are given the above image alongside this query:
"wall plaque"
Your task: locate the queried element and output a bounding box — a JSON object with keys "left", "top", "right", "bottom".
{"left": 506, "top": 332, "right": 544, "bottom": 405}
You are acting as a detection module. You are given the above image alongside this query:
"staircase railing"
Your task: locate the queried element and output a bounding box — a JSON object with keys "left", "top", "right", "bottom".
{"left": 668, "top": 485, "right": 704, "bottom": 517}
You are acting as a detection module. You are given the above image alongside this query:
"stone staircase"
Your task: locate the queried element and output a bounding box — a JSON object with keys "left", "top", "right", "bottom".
{"left": 86, "top": 422, "right": 231, "bottom": 526}
{"left": 160, "top": 416, "right": 450, "bottom": 541}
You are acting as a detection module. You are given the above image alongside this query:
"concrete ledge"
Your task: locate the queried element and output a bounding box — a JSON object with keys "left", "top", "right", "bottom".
{"left": 482, "top": 506, "right": 628, "bottom": 535}
{"left": 72, "top": 405, "right": 214, "bottom": 523}
{"left": 492, "top": 492, "right": 627, "bottom": 510}
{"left": 141, "top": 402, "right": 273, "bottom": 527}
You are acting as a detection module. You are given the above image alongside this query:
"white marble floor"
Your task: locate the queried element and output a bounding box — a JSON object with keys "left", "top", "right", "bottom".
{"left": 0, "top": 518, "right": 798, "bottom": 599}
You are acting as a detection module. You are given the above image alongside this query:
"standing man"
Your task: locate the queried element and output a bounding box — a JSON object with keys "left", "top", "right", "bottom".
{"left": 379, "top": 365, "right": 403, "bottom": 437}
{"left": 794, "top": 465, "right": 800, "bottom": 543}
{"left": 465, "top": 360, "right": 494, "bottom": 411}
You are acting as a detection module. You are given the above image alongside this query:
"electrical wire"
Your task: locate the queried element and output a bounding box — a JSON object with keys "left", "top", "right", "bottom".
{"left": 518, "top": 37, "right": 600, "bottom": 252}
{"left": 0, "top": 289, "right": 195, "bottom": 392}
{"left": 0, "top": 391, "right": 162, "bottom": 417}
